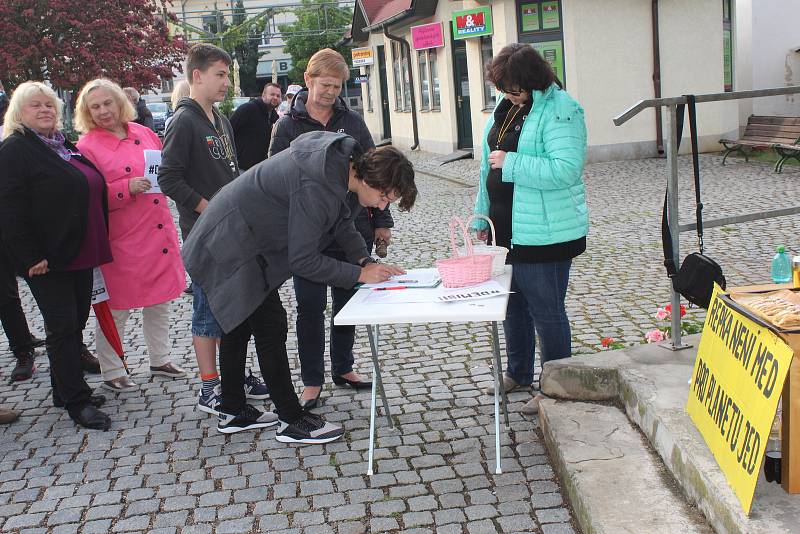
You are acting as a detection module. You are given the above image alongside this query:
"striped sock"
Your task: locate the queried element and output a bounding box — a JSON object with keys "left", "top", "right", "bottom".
{"left": 201, "top": 374, "right": 220, "bottom": 397}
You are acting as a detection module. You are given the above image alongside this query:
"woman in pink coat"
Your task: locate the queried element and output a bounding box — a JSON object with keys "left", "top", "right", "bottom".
{"left": 75, "top": 79, "right": 186, "bottom": 392}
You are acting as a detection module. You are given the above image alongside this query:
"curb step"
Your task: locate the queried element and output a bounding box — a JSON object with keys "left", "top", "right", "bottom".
{"left": 540, "top": 400, "right": 713, "bottom": 534}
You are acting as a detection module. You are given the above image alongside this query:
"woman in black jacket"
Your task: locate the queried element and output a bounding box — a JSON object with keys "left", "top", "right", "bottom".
{"left": 0, "top": 81, "right": 113, "bottom": 430}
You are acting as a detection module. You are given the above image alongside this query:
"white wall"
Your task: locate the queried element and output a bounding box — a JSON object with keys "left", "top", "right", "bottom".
{"left": 751, "top": 0, "right": 800, "bottom": 116}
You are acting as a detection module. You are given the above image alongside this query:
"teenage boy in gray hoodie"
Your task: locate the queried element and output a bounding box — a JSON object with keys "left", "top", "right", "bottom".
{"left": 159, "top": 43, "right": 268, "bottom": 415}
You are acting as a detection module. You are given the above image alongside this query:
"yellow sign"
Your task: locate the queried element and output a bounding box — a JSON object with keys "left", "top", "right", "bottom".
{"left": 351, "top": 47, "right": 374, "bottom": 66}
{"left": 686, "top": 284, "right": 794, "bottom": 514}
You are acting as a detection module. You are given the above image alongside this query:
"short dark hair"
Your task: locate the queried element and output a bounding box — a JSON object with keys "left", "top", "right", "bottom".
{"left": 485, "top": 43, "right": 555, "bottom": 94}
{"left": 354, "top": 146, "right": 417, "bottom": 212}
{"left": 186, "top": 43, "right": 232, "bottom": 85}
{"left": 264, "top": 83, "right": 281, "bottom": 92}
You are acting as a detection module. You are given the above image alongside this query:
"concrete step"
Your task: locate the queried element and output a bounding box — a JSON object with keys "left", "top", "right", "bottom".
{"left": 540, "top": 400, "right": 713, "bottom": 534}
{"left": 540, "top": 335, "right": 800, "bottom": 533}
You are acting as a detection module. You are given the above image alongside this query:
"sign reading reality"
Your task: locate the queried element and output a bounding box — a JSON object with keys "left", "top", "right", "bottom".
{"left": 452, "top": 6, "right": 493, "bottom": 40}
{"left": 686, "top": 284, "right": 794, "bottom": 514}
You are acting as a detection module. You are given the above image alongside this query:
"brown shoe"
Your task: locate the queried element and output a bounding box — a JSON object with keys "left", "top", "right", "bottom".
{"left": 102, "top": 376, "right": 139, "bottom": 392}
{"left": 150, "top": 362, "right": 187, "bottom": 378}
{"left": 521, "top": 393, "right": 550, "bottom": 415}
{"left": 0, "top": 408, "right": 20, "bottom": 425}
{"left": 484, "top": 373, "right": 526, "bottom": 395}
{"left": 80, "top": 345, "right": 101, "bottom": 374}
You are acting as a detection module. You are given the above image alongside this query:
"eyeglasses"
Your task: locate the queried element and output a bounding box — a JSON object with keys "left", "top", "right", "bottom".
{"left": 502, "top": 89, "right": 524, "bottom": 97}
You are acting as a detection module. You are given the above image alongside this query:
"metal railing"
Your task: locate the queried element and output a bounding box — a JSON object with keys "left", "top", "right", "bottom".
{"left": 614, "top": 85, "right": 800, "bottom": 349}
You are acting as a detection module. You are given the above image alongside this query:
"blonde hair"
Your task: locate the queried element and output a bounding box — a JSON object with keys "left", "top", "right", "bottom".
{"left": 74, "top": 79, "right": 137, "bottom": 133}
{"left": 170, "top": 80, "right": 190, "bottom": 109}
{"left": 3, "top": 81, "right": 63, "bottom": 136}
{"left": 306, "top": 48, "right": 350, "bottom": 81}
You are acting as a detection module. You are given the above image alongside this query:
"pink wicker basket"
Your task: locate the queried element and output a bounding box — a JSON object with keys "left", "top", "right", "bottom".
{"left": 436, "top": 217, "right": 494, "bottom": 288}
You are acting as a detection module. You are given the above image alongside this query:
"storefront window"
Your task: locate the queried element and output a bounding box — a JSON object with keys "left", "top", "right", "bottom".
{"left": 392, "top": 41, "right": 413, "bottom": 112}
{"left": 365, "top": 66, "right": 373, "bottom": 112}
{"left": 401, "top": 52, "right": 412, "bottom": 110}
{"left": 418, "top": 51, "right": 430, "bottom": 110}
{"left": 517, "top": 0, "right": 566, "bottom": 87}
{"left": 481, "top": 36, "right": 496, "bottom": 109}
{"left": 429, "top": 49, "right": 440, "bottom": 110}
{"left": 392, "top": 42, "right": 403, "bottom": 111}
{"left": 723, "top": 0, "right": 733, "bottom": 92}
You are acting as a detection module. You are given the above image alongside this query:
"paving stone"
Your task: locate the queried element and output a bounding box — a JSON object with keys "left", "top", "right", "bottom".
{"left": 328, "top": 503, "right": 366, "bottom": 522}
{"left": 541, "top": 523, "right": 577, "bottom": 534}
{"left": 216, "top": 517, "right": 255, "bottom": 533}
{"left": 403, "top": 511, "right": 434, "bottom": 528}
{"left": 370, "top": 517, "right": 400, "bottom": 532}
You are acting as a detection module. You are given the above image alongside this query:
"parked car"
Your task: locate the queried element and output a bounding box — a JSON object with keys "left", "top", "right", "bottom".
{"left": 231, "top": 97, "right": 250, "bottom": 111}
{"left": 146, "top": 101, "right": 171, "bottom": 136}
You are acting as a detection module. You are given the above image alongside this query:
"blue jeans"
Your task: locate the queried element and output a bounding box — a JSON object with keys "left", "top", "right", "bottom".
{"left": 504, "top": 260, "right": 572, "bottom": 386}
{"left": 191, "top": 283, "right": 223, "bottom": 338}
{"left": 293, "top": 275, "right": 357, "bottom": 386}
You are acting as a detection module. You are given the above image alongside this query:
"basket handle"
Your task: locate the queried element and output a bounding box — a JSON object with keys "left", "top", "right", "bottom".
{"left": 466, "top": 214, "right": 498, "bottom": 246}
{"left": 448, "top": 217, "right": 474, "bottom": 258}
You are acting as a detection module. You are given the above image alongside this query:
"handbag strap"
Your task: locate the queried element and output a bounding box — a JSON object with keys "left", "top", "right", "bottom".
{"left": 686, "top": 95, "right": 704, "bottom": 253}
{"left": 661, "top": 94, "right": 704, "bottom": 278}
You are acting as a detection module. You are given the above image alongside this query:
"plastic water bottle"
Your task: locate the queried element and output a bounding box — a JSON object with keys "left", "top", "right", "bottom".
{"left": 771, "top": 245, "right": 792, "bottom": 283}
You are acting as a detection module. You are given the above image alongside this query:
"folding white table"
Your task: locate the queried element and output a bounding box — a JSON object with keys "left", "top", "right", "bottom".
{"left": 334, "top": 266, "right": 513, "bottom": 475}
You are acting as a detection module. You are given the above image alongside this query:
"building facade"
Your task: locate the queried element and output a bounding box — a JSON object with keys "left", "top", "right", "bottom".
{"left": 350, "top": 0, "right": 762, "bottom": 162}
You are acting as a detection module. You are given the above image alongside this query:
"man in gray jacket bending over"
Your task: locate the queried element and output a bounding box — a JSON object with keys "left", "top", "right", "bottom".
{"left": 182, "top": 131, "right": 417, "bottom": 444}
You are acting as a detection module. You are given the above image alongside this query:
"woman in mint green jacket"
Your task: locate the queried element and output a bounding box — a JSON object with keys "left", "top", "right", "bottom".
{"left": 475, "top": 44, "right": 589, "bottom": 415}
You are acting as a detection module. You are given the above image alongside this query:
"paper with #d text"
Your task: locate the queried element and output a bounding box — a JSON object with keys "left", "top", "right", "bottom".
{"left": 362, "top": 279, "right": 509, "bottom": 305}
{"left": 143, "top": 150, "right": 162, "bottom": 194}
{"left": 359, "top": 268, "right": 441, "bottom": 289}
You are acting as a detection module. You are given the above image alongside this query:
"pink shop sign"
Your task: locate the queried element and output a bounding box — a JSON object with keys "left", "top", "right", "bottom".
{"left": 411, "top": 22, "right": 444, "bottom": 50}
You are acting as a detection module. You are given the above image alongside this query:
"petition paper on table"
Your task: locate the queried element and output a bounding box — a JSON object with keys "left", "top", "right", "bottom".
{"left": 362, "top": 280, "right": 510, "bottom": 305}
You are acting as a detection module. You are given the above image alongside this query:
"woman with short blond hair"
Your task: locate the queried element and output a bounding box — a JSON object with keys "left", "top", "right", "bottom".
{"left": 0, "top": 81, "right": 113, "bottom": 430}
{"left": 75, "top": 78, "right": 186, "bottom": 393}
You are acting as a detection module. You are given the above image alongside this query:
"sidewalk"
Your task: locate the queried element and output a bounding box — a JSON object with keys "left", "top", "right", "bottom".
{"left": 0, "top": 149, "right": 798, "bottom": 533}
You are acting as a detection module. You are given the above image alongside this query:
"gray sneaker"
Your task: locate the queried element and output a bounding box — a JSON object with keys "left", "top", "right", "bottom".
{"left": 484, "top": 373, "right": 526, "bottom": 395}
{"left": 276, "top": 412, "right": 343, "bottom": 445}
{"left": 218, "top": 404, "right": 279, "bottom": 434}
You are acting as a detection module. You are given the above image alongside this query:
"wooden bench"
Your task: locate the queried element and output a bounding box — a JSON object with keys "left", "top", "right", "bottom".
{"left": 719, "top": 115, "right": 800, "bottom": 173}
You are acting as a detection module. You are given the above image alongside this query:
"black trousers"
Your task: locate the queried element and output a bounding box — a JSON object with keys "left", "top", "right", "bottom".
{"left": 218, "top": 287, "right": 302, "bottom": 422}
{"left": 24, "top": 269, "right": 93, "bottom": 411}
{"left": 0, "top": 246, "right": 35, "bottom": 356}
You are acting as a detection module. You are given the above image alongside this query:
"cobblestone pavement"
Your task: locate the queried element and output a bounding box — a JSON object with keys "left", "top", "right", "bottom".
{"left": 1, "top": 151, "right": 799, "bottom": 533}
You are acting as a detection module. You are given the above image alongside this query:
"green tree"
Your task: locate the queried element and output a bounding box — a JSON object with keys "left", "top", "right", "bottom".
{"left": 278, "top": 0, "right": 353, "bottom": 83}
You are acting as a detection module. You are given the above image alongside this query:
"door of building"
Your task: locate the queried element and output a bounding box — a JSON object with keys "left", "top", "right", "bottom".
{"left": 377, "top": 45, "right": 392, "bottom": 140}
{"left": 452, "top": 38, "right": 473, "bottom": 149}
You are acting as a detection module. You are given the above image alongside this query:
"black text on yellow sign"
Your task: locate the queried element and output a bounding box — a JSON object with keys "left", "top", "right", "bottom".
{"left": 686, "top": 284, "right": 794, "bottom": 515}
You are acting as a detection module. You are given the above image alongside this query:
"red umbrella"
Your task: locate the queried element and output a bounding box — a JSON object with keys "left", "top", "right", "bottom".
{"left": 91, "top": 268, "right": 126, "bottom": 368}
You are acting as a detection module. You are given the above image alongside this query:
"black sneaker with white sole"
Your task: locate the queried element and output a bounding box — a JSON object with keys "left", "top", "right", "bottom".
{"left": 276, "top": 411, "right": 343, "bottom": 444}
{"left": 217, "top": 404, "right": 279, "bottom": 434}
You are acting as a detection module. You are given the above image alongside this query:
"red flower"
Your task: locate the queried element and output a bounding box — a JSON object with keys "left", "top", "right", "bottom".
{"left": 664, "top": 304, "right": 686, "bottom": 318}
{"left": 601, "top": 337, "right": 614, "bottom": 348}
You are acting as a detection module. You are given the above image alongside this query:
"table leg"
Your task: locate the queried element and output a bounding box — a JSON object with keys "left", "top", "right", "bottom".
{"left": 782, "top": 356, "right": 800, "bottom": 493}
{"left": 491, "top": 321, "right": 507, "bottom": 475}
{"left": 491, "top": 322, "right": 510, "bottom": 426}
{"left": 367, "top": 325, "right": 393, "bottom": 427}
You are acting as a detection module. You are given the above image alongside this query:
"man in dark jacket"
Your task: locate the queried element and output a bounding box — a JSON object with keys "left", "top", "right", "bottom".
{"left": 268, "top": 48, "right": 393, "bottom": 409}
{"left": 159, "top": 43, "right": 268, "bottom": 416}
{"left": 123, "top": 87, "right": 155, "bottom": 132}
{"left": 230, "top": 83, "right": 281, "bottom": 170}
{"left": 182, "top": 131, "right": 417, "bottom": 442}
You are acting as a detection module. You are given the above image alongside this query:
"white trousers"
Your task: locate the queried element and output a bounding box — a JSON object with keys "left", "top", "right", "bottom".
{"left": 96, "top": 301, "right": 173, "bottom": 381}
